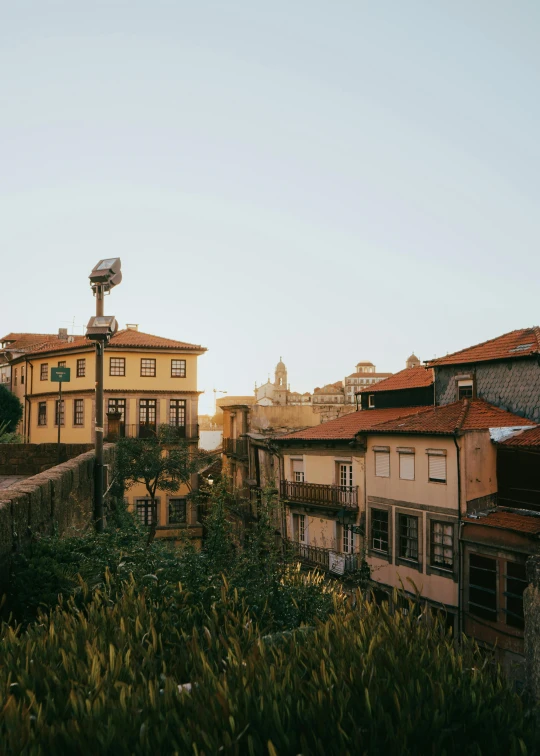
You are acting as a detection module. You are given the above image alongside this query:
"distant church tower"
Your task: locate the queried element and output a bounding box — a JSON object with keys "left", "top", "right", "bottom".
{"left": 406, "top": 353, "right": 421, "bottom": 369}
{"left": 273, "top": 357, "right": 288, "bottom": 405}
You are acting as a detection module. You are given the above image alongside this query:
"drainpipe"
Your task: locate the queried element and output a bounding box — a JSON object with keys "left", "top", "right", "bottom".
{"left": 453, "top": 431, "right": 463, "bottom": 639}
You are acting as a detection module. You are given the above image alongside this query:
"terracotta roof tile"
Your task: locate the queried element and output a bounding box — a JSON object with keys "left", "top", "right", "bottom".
{"left": 371, "top": 399, "right": 535, "bottom": 435}
{"left": 360, "top": 366, "right": 433, "bottom": 393}
{"left": 21, "top": 329, "right": 206, "bottom": 357}
{"left": 348, "top": 372, "right": 393, "bottom": 379}
{"left": 276, "top": 406, "right": 427, "bottom": 441}
{"left": 499, "top": 426, "right": 540, "bottom": 448}
{"left": 466, "top": 510, "right": 540, "bottom": 535}
{"left": 1, "top": 333, "right": 56, "bottom": 350}
{"left": 427, "top": 327, "right": 540, "bottom": 367}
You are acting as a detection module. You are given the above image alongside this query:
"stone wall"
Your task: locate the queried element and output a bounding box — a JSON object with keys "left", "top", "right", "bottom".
{"left": 0, "top": 443, "right": 93, "bottom": 476}
{"left": 435, "top": 358, "right": 540, "bottom": 422}
{"left": 0, "top": 444, "right": 115, "bottom": 590}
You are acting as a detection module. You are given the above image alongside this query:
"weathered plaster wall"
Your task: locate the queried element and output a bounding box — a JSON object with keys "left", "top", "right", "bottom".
{"left": 0, "top": 443, "right": 93, "bottom": 476}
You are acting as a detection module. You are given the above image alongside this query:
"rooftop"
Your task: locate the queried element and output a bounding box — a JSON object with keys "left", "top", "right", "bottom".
{"left": 11, "top": 329, "right": 206, "bottom": 358}
{"left": 347, "top": 371, "right": 393, "bottom": 379}
{"left": 498, "top": 425, "right": 540, "bottom": 449}
{"left": 465, "top": 509, "right": 540, "bottom": 536}
{"left": 371, "top": 399, "right": 535, "bottom": 435}
{"left": 426, "top": 327, "right": 540, "bottom": 367}
{"left": 276, "top": 406, "right": 426, "bottom": 442}
{"left": 359, "top": 365, "right": 433, "bottom": 393}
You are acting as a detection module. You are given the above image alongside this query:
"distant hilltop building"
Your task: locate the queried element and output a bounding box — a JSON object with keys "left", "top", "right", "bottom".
{"left": 344, "top": 361, "right": 393, "bottom": 404}
{"left": 254, "top": 358, "right": 311, "bottom": 406}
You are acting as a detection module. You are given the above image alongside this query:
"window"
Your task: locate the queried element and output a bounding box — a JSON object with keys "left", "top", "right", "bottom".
{"left": 293, "top": 513, "right": 306, "bottom": 543}
{"left": 13, "top": 369, "right": 17, "bottom": 387}
{"left": 136, "top": 500, "right": 155, "bottom": 526}
{"left": 469, "top": 554, "right": 497, "bottom": 622}
{"left": 77, "top": 358, "right": 86, "bottom": 377}
{"left": 171, "top": 359, "right": 186, "bottom": 378}
{"left": 371, "top": 509, "right": 388, "bottom": 553}
{"left": 340, "top": 463, "right": 353, "bottom": 488}
{"left": 399, "top": 451, "right": 415, "bottom": 480}
{"left": 505, "top": 562, "right": 527, "bottom": 629}
{"left": 38, "top": 402, "right": 47, "bottom": 426}
{"left": 343, "top": 525, "right": 354, "bottom": 554}
{"left": 374, "top": 449, "right": 390, "bottom": 478}
{"left": 58, "top": 361, "right": 66, "bottom": 368}
{"left": 110, "top": 357, "right": 125, "bottom": 376}
{"left": 292, "top": 459, "right": 304, "bottom": 483}
{"left": 40, "top": 363, "right": 48, "bottom": 381}
{"left": 457, "top": 379, "right": 474, "bottom": 400}
{"left": 74, "top": 399, "right": 84, "bottom": 426}
{"left": 169, "top": 499, "right": 187, "bottom": 524}
{"left": 398, "top": 514, "right": 418, "bottom": 562}
{"left": 431, "top": 521, "right": 453, "bottom": 570}
{"left": 368, "top": 394, "right": 375, "bottom": 408}
{"left": 141, "top": 358, "right": 156, "bottom": 377}
{"left": 170, "top": 399, "right": 186, "bottom": 427}
{"left": 428, "top": 451, "right": 447, "bottom": 483}
{"left": 55, "top": 399, "right": 65, "bottom": 426}
{"left": 21, "top": 368, "right": 24, "bottom": 386}
{"left": 139, "top": 399, "right": 157, "bottom": 437}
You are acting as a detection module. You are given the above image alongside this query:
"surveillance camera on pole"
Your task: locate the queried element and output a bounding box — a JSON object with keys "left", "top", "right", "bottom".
{"left": 88, "top": 258, "right": 122, "bottom": 533}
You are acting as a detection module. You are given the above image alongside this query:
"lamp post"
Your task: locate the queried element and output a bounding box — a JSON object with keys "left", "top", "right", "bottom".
{"left": 87, "top": 258, "right": 122, "bottom": 532}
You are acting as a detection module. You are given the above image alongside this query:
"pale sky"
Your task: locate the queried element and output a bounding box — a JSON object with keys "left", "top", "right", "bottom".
{"left": 1, "top": 1, "right": 539, "bottom": 414}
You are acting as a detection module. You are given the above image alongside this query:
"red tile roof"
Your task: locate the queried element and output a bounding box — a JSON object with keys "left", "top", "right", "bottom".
{"left": 18, "top": 329, "right": 206, "bottom": 357}
{"left": 466, "top": 510, "right": 540, "bottom": 535}
{"left": 360, "top": 366, "right": 433, "bottom": 393}
{"left": 276, "top": 406, "right": 427, "bottom": 441}
{"left": 371, "top": 399, "right": 535, "bottom": 435}
{"left": 1, "top": 333, "right": 56, "bottom": 350}
{"left": 499, "top": 426, "right": 540, "bottom": 449}
{"left": 427, "top": 327, "right": 540, "bottom": 367}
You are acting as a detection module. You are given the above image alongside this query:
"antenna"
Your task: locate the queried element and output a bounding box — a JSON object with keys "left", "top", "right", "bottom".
{"left": 62, "top": 316, "right": 85, "bottom": 335}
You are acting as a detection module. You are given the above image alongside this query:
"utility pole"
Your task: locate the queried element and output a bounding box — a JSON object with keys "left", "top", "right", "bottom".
{"left": 87, "top": 258, "right": 122, "bottom": 533}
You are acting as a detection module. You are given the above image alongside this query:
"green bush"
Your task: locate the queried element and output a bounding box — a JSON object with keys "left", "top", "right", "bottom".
{"left": 0, "top": 582, "right": 537, "bottom": 754}
{"left": 0, "top": 386, "right": 23, "bottom": 433}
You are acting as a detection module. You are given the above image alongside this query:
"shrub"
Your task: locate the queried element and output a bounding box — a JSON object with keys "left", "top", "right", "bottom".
{"left": 0, "top": 385, "right": 23, "bottom": 433}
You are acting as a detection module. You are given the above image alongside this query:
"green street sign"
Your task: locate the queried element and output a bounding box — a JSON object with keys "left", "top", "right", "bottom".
{"left": 51, "top": 367, "right": 71, "bottom": 382}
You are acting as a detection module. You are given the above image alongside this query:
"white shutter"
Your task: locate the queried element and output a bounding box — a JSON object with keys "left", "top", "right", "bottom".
{"left": 292, "top": 459, "right": 304, "bottom": 473}
{"left": 399, "top": 453, "right": 415, "bottom": 480}
{"left": 375, "top": 451, "right": 390, "bottom": 478}
{"left": 428, "top": 454, "right": 447, "bottom": 482}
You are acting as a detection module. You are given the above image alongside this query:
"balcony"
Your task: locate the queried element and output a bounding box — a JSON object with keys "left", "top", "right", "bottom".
{"left": 105, "top": 423, "right": 199, "bottom": 442}
{"left": 222, "top": 437, "right": 248, "bottom": 458}
{"left": 280, "top": 480, "right": 358, "bottom": 511}
{"left": 285, "top": 539, "right": 362, "bottom": 575}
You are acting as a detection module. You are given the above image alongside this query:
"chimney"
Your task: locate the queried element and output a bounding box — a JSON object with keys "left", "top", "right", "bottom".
{"left": 126, "top": 324, "right": 139, "bottom": 331}
{"left": 58, "top": 328, "right": 68, "bottom": 340}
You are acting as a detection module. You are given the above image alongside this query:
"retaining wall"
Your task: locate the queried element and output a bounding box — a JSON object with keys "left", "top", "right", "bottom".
{"left": 0, "top": 443, "right": 93, "bottom": 476}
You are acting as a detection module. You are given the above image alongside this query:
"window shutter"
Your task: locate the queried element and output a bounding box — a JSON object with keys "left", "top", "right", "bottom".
{"left": 399, "top": 453, "right": 415, "bottom": 480}
{"left": 292, "top": 459, "right": 304, "bottom": 474}
{"left": 375, "top": 451, "right": 390, "bottom": 478}
{"left": 429, "top": 455, "right": 447, "bottom": 482}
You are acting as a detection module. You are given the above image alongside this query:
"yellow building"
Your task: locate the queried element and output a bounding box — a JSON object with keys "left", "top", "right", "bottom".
{"left": 8, "top": 326, "right": 207, "bottom": 541}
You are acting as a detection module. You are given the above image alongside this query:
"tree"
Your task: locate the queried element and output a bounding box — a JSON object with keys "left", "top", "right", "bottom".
{"left": 114, "top": 424, "right": 214, "bottom": 543}
{"left": 0, "top": 385, "right": 23, "bottom": 434}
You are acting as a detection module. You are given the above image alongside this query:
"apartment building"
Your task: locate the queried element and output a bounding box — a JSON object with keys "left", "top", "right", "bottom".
{"left": 7, "top": 326, "right": 207, "bottom": 540}
{"left": 344, "top": 361, "right": 392, "bottom": 404}
{"left": 359, "top": 365, "right": 434, "bottom": 410}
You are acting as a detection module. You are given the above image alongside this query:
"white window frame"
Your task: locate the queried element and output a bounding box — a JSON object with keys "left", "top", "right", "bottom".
{"left": 427, "top": 450, "right": 447, "bottom": 483}
{"left": 368, "top": 394, "right": 375, "bottom": 408}
{"left": 398, "top": 449, "right": 415, "bottom": 481}
{"left": 374, "top": 448, "right": 390, "bottom": 478}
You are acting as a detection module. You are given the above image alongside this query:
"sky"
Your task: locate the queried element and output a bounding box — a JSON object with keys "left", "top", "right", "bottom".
{"left": 1, "top": 1, "right": 539, "bottom": 415}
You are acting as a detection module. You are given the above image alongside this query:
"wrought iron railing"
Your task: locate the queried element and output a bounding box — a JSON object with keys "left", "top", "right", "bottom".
{"left": 105, "top": 423, "right": 199, "bottom": 441}
{"left": 285, "top": 539, "right": 361, "bottom": 573}
{"left": 222, "top": 438, "right": 249, "bottom": 458}
{"left": 280, "top": 480, "right": 358, "bottom": 510}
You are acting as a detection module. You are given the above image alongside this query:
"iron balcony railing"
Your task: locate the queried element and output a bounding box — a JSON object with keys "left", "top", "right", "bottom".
{"left": 222, "top": 437, "right": 249, "bottom": 458}
{"left": 280, "top": 480, "right": 358, "bottom": 510}
{"left": 105, "top": 422, "right": 199, "bottom": 441}
{"left": 285, "top": 539, "right": 361, "bottom": 574}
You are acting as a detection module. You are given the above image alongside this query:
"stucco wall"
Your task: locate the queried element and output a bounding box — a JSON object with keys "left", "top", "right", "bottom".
{"left": 434, "top": 358, "right": 540, "bottom": 421}
{"left": 250, "top": 405, "right": 320, "bottom": 432}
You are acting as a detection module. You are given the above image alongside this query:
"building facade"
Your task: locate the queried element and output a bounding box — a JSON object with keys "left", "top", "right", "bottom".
{"left": 7, "top": 326, "right": 207, "bottom": 541}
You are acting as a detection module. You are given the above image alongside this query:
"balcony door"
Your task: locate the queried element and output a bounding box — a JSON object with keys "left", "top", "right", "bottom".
{"left": 108, "top": 398, "right": 126, "bottom": 436}
{"left": 338, "top": 463, "right": 354, "bottom": 506}
{"left": 170, "top": 399, "right": 187, "bottom": 438}
{"left": 139, "top": 399, "right": 157, "bottom": 438}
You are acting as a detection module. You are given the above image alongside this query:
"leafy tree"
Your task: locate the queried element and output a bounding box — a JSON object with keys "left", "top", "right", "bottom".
{"left": 114, "top": 424, "right": 214, "bottom": 543}
{"left": 0, "top": 385, "right": 23, "bottom": 434}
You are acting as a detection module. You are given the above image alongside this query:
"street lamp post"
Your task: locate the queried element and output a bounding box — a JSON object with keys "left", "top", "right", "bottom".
{"left": 87, "top": 258, "right": 122, "bottom": 532}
